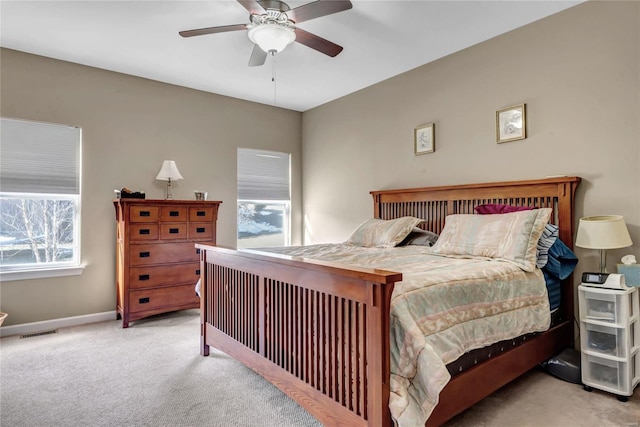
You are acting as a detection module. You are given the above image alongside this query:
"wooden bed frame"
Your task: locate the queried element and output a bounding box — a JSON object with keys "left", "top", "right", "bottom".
{"left": 196, "top": 176, "right": 581, "bottom": 427}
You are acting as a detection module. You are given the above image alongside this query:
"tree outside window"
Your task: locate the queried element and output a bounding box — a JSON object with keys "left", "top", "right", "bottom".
{"left": 0, "top": 196, "right": 78, "bottom": 266}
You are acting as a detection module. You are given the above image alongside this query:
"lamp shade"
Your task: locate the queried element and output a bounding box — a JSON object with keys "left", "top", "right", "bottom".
{"left": 248, "top": 23, "right": 295, "bottom": 53}
{"left": 155, "top": 160, "right": 183, "bottom": 181}
{"left": 575, "top": 215, "right": 632, "bottom": 249}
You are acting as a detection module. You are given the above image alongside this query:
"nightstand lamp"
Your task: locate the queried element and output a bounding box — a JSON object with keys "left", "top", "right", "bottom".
{"left": 155, "top": 160, "right": 183, "bottom": 200}
{"left": 575, "top": 215, "right": 633, "bottom": 273}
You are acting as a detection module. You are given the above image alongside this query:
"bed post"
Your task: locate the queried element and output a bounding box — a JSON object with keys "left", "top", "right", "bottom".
{"left": 199, "top": 248, "right": 210, "bottom": 356}
{"left": 366, "top": 282, "right": 394, "bottom": 427}
{"left": 556, "top": 178, "right": 581, "bottom": 333}
{"left": 372, "top": 194, "right": 382, "bottom": 219}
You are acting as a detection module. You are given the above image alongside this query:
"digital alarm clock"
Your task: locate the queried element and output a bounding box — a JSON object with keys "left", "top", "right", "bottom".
{"left": 581, "top": 272, "right": 627, "bottom": 289}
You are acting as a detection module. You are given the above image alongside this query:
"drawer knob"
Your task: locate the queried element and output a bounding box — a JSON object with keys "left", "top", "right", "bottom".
{"left": 169, "top": 211, "right": 179, "bottom": 217}
{"left": 140, "top": 211, "right": 151, "bottom": 217}
{"left": 196, "top": 248, "right": 200, "bottom": 254}
{"left": 139, "top": 251, "right": 150, "bottom": 258}
{"left": 196, "top": 227, "right": 206, "bottom": 233}
{"left": 139, "top": 274, "right": 150, "bottom": 281}
{"left": 139, "top": 297, "right": 150, "bottom": 304}
{"left": 196, "top": 269, "right": 201, "bottom": 275}
{"left": 139, "top": 229, "right": 150, "bottom": 235}
{"left": 169, "top": 228, "right": 179, "bottom": 234}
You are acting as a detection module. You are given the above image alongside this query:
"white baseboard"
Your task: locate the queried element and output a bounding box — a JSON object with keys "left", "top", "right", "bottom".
{"left": 0, "top": 311, "right": 117, "bottom": 338}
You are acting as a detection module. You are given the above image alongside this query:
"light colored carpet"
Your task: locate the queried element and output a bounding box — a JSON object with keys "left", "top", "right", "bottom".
{"left": 1, "top": 309, "right": 638, "bottom": 427}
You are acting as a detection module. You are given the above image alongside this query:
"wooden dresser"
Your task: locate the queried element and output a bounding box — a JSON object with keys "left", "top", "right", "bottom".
{"left": 113, "top": 199, "right": 221, "bottom": 328}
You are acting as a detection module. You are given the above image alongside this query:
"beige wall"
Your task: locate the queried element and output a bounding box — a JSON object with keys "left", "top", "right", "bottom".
{"left": 0, "top": 49, "right": 302, "bottom": 326}
{"left": 302, "top": 1, "right": 640, "bottom": 282}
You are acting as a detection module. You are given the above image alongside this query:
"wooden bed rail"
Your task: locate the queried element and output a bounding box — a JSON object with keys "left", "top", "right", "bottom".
{"left": 197, "top": 245, "right": 401, "bottom": 427}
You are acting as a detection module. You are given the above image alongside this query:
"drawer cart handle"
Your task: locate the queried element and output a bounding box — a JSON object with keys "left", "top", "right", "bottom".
{"left": 139, "top": 251, "right": 150, "bottom": 258}
{"left": 196, "top": 269, "right": 201, "bottom": 275}
{"left": 139, "top": 274, "right": 150, "bottom": 281}
{"left": 196, "top": 248, "right": 200, "bottom": 254}
{"left": 196, "top": 227, "right": 206, "bottom": 233}
{"left": 169, "top": 228, "right": 179, "bottom": 234}
{"left": 139, "top": 229, "right": 150, "bottom": 235}
{"left": 169, "top": 211, "right": 179, "bottom": 217}
{"left": 140, "top": 211, "right": 150, "bottom": 217}
{"left": 196, "top": 211, "right": 206, "bottom": 217}
{"left": 139, "top": 297, "right": 150, "bottom": 304}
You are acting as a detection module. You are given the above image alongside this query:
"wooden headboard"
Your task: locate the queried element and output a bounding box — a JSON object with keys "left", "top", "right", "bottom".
{"left": 371, "top": 176, "right": 581, "bottom": 323}
{"left": 371, "top": 176, "right": 581, "bottom": 248}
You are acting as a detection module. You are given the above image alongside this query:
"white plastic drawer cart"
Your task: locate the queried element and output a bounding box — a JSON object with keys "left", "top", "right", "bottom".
{"left": 578, "top": 284, "right": 639, "bottom": 401}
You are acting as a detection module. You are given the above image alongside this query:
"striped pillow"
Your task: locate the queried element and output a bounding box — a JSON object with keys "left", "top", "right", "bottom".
{"left": 536, "top": 223, "right": 559, "bottom": 268}
{"left": 431, "top": 208, "right": 552, "bottom": 271}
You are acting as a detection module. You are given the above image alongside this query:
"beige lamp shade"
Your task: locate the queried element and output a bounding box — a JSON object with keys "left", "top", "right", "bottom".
{"left": 575, "top": 215, "right": 632, "bottom": 249}
{"left": 155, "top": 160, "right": 183, "bottom": 181}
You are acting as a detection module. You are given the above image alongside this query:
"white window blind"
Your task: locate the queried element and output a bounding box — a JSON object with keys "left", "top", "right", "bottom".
{"left": 237, "top": 148, "right": 290, "bottom": 201}
{"left": 1, "top": 117, "right": 81, "bottom": 195}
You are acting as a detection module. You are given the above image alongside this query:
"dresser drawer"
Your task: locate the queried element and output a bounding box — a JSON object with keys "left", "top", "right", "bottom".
{"left": 160, "top": 223, "right": 187, "bottom": 240}
{"left": 160, "top": 206, "right": 187, "bottom": 222}
{"left": 129, "top": 284, "right": 199, "bottom": 313}
{"left": 130, "top": 243, "right": 200, "bottom": 266}
{"left": 129, "top": 263, "right": 200, "bottom": 289}
{"left": 189, "top": 222, "right": 213, "bottom": 240}
{"left": 130, "top": 206, "right": 159, "bottom": 222}
{"left": 190, "top": 206, "right": 215, "bottom": 222}
{"left": 130, "top": 224, "right": 159, "bottom": 240}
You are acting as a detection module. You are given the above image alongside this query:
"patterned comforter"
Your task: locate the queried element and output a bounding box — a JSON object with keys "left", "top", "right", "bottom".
{"left": 258, "top": 243, "right": 551, "bottom": 427}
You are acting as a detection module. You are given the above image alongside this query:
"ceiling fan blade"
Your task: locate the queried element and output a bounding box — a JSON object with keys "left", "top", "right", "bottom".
{"left": 248, "top": 44, "right": 268, "bottom": 67}
{"left": 235, "top": 0, "right": 265, "bottom": 15}
{"left": 179, "top": 23, "right": 247, "bottom": 38}
{"left": 294, "top": 28, "right": 343, "bottom": 57}
{"left": 287, "top": 0, "right": 352, "bottom": 24}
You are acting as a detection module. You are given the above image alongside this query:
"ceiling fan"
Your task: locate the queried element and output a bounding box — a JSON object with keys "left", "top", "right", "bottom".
{"left": 179, "top": 0, "right": 352, "bottom": 66}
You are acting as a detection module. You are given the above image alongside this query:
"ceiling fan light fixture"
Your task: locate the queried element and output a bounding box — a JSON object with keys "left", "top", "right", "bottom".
{"left": 248, "top": 23, "right": 295, "bottom": 54}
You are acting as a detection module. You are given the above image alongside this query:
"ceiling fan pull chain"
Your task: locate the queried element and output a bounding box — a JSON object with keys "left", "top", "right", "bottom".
{"left": 272, "top": 53, "right": 277, "bottom": 106}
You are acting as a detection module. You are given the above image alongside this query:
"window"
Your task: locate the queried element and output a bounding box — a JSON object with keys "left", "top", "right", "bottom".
{"left": 0, "top": 117, "right": 82, "bottom": 280}
{"left": 237, "top": 148, "right": 290, "bottom": 248}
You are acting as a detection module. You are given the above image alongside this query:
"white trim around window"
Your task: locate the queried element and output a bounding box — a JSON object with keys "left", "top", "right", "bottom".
{"left": 0, "top": 264, "right": 86, "bottom": 282}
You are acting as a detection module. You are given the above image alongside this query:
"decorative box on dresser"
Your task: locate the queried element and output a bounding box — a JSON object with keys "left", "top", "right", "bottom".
{"left": 114, "top": 199, "right": 221, "bottom": 328}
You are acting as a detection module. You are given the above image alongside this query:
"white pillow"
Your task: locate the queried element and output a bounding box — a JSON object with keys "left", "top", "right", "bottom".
{"left": 430, "top": 208, "right": 552, "bottom": 271}
{"left": 346, "top": 217, "right": 425, "bottom": 248}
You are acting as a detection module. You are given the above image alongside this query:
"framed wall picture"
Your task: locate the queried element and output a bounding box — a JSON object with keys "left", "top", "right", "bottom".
{"left": 496, "top": 103, "right": 526, "bottom": 143}
{"left": 414, "top": 123, "right": 435, "bottom": 155}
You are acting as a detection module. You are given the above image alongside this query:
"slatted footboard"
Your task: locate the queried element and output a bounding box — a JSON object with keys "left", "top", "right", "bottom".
{"left": 197, "top": 245, "right": 401, "bottom": 427}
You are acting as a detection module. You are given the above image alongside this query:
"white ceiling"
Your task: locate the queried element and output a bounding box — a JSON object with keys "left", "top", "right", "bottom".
{"left": 0, "top": 1, "right": 583, "bottom": 112}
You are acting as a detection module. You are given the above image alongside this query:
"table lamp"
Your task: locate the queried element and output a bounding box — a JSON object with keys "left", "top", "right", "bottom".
{"left": 575, "top": 215, "right": 632, "bottom": 273}
{"left": 155, "top": 160, "right": 183, "bottom": 200}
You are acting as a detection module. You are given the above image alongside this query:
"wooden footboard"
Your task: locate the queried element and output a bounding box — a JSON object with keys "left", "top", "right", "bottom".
{"left": 197, "top": 245, "right": 401, "bottom": 427}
